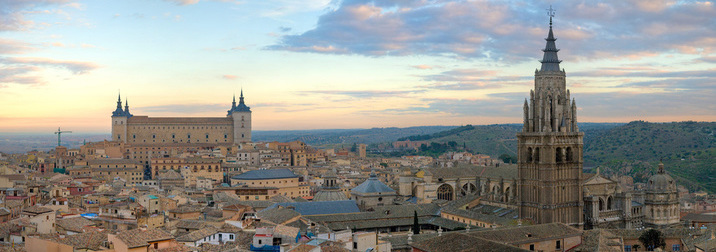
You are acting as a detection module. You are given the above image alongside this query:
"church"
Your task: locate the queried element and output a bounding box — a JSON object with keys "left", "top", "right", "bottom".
{"left": 398, "top": 12, "right": 680, "bottom": 230}
{"left": 110, "top": 90, "right": 252, "bottom": 145}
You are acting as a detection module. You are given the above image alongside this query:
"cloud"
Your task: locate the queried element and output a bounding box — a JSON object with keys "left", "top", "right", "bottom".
{"left": 222, "top": 74, "right": 239, "bottom": 80}
{"left": 417, "top": 68, "right": 530, "bottom": 91}
{"left": 578, "top": 89, "right": 716, "bottom": 118}
{"left": 269, "top": 0, "right": 716, "bottom": 61}
{"left": 412, "top": 65, "right": 433, "bottom": 70}
{"left": 0, "top": 0, "right": 72, "bottom": 31}
{"left": 0, "top": 39, "right": 36, "bottom": 54}
{"left": 307, "top": 89, "right": 424, "bottom": 99}
{"left": 2, "top": 57, "right": 98, "bottom": 74}
{"left": 0, "top": 57, "right": 98, "bottom": 86}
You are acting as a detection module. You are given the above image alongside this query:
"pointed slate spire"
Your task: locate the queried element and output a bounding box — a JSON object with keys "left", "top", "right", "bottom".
{"left": 232, "top": 93, "right": 236, "bottom": 110}
{"left": 239, "top": 88, "right": 245, "bottom": 105}
{"left": 124, "top": 98, "right": 132, "bottom": 117}
{"left": 540, "top": 6, "right": 562, "bottom": 72}
{"left": 112, "top": 92, "right": 125, "bottom": 116}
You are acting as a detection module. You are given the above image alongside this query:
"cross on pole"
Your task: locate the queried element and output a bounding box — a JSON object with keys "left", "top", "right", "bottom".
{"left": 54, "top": 127, "right": 72, "bottom": 147}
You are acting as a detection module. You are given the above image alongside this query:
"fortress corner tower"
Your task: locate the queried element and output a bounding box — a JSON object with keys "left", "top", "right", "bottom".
{"left": 228, "top": 89, "right": 252, "bottom": 143}
{"left": 517, "top": 10, "right": 584, "bottom": 227}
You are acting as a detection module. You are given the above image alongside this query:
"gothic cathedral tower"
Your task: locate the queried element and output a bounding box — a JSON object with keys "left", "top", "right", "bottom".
{"left": 517, "top": 10, "right": 584, "bottom": 227}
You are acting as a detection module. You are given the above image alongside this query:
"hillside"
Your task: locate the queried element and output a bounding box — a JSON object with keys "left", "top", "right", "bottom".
{"left": 389, "top": 121, "right": 715, "bottom": 193}
{"left": 253, "top": 126, "right": 457, "bottom": 147}
{"left": 584, "top": 121, "right": 716, "bottom": 193}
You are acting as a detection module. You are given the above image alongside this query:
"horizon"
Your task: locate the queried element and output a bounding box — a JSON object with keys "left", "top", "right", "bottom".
{"left": 1, "top": 1, "right": 715, "bottom": 132}
{"left": 0, "top": 120, "right": 709, "bottom": 135}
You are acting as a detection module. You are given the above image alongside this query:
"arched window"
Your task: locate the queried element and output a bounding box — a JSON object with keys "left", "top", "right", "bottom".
{"left": 566, "top": 147, "right": 573, "bottom": 162}
{"left": 556, "top": 147, "right": 563, "bottom": 163}
{"left": 461, "top": 183, "right": 476, "bottom": 196}
{"left": 607, "top": 196, "right": 612, "bottom": 210}
{"left": 527, "top": 147, "right": 533, "bottom": 163}
{"left": 599, "top": 198, "right": 605, "bottom": 211}
{"left": 437, "top": 184, "right": 453, "bottom": 201}
{"left": 534, "top": 148, "right": 540, "bottom": 162}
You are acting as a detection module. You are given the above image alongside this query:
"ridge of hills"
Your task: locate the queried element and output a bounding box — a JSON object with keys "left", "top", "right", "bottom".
{"left": 390, "top": 121, "right": 715, "bottom": 193}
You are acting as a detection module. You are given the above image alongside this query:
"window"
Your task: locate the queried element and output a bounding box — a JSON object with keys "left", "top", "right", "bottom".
{"left": 529, "top": 244, "right": 534, "bottom": 251}
{"left": 673, "top": 244, "right": 680, "bottom": 251}
{"left": 556, "top": 240, "right": 561, "bottom": 249}
{"left": 624, "top": 245, "right": 632, "bottom": 252}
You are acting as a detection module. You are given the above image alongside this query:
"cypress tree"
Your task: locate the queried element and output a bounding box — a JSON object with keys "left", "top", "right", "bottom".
{"left": 413, "top": 210, "right": 420, "bottom": 234}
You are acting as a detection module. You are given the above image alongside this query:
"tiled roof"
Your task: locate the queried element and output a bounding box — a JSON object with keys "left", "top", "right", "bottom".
{"left": 267, "top": 201, "right": 360, "bottom": 216}
{"left": 176, "top": 226, "right": 218, "bottom": 242}
{"left": 466, "top": 222, "right": 582, "bottom": 245}
{"left": 57, "top": 217, "right": 97, "bottom": 233}
{"left": 115, "top": 228, "right": 174, "bottom": 248}
{"left": 175, "top": 220, "right": 208, "bottom": 230}
{"left": 257, "top": 207, "right": 301, "bottom": 225}
{"left": 411, "top": 232, "right": 526, "bottom": 252}
{"left": 231, "top": 169, "right": 298, "bottom": 180}
{"left": 22, "top": 205, "right": 53, "bottom": 214}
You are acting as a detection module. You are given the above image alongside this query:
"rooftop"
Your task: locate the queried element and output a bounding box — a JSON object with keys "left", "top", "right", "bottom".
{"left": 231, "top": 168, "right": 298, "bottom": 180}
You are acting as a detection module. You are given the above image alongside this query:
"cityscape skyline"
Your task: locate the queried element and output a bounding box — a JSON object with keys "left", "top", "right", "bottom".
{"left": 1, "top": 0, "right": 715, "bottom": 133}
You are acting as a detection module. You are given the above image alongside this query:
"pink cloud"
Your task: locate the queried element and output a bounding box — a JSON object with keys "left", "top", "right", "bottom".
{"left": 222, "top": 74, "right": 239, "bottom": 80}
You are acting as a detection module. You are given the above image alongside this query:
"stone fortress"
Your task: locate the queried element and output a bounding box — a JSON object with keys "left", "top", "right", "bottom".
{"left": 111, "top": 90, "right": 252, "bottom": 145}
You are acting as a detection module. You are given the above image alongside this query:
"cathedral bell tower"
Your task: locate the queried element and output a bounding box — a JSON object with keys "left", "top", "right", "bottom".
{"left": 517, "top": 8, "right": 584, "bottom": 227}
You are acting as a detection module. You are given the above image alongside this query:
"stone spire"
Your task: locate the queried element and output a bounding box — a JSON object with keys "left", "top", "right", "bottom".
{"left": 227, "top": 89, "right": 251, "bottom": 115}
{"left": 124, "top": 98, "right": 130, "bottom": 115}
{"left": 658, "top": 161, "right": 665, "bottom": 174}
{"left": 112, "top": 92, "right": 125, "bottom": 116}
{"left": 232, "top": 93, "right": 236, "bottom": 110}
{"left": 540, "top": 7, "right": 562, "bottom": 72}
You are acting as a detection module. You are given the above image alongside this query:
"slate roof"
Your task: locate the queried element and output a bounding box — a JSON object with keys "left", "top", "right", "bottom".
{"left": 115, "top": 228, "right": 174, "bottom": 248}
{"left": 313, "top": 190, "right": 348, "bottom": 202}
{"left": 411, "top": 232, "right": 527, "bottom": 252}
{"left": 266, "top": 201, "right": 360, "bottom": 216}
{"left": 351, "top": 172, "right": 395, "bottom": 194}
{"left": 231, "top": 169, "right": 298, "bottom": 180}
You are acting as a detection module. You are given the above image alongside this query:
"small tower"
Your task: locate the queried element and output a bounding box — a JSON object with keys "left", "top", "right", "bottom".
{"left": 227, "top": 89, "right": 252, "bottom": 143}
{"left": 644, "top": 162, "right": 680, "bottom": 228}
{"left": 111, "top": 93, "right": 130, "bottom": 143}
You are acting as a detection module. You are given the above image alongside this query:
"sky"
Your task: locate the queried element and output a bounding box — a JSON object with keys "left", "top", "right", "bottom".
{"left": 0, "top": 0, "right": 714, "bottom": 133}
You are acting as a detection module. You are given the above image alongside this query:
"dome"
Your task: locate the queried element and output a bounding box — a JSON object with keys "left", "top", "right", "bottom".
{"left": 647, "top": 162, "right": 676, "bottom": 191}
{"left": 313, "top": 190, "right": 348, "bottom": 201}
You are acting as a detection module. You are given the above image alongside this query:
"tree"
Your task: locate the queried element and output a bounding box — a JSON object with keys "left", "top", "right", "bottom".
{"left": 351, "top": 143, "right": 357, "bottom": 152}
{"left": 639, "top": 229, "right": 665, "bottom": 251}
{"left": 413, "top": 210, "right": 420, "bottom": 235}
{"left": 499, "top": 153, "right": 517, "bottom": 164}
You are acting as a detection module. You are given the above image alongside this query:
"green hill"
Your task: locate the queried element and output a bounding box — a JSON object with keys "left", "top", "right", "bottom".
{"left": 584, "top": 121, "right": 716, "bottom": 193}
{"left": 390, "top": 121, "right": 715, "bottom": 193}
